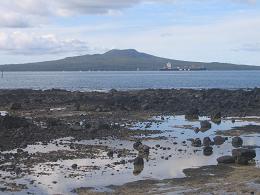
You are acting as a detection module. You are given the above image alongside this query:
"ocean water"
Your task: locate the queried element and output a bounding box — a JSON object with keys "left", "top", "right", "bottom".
{"left": 0, "top": 71, "right": 260, "bottom": 91}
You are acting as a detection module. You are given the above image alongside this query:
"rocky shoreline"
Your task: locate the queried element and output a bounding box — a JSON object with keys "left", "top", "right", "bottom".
{"left": 0, "top": 88, "right": 260, "bottom": 194}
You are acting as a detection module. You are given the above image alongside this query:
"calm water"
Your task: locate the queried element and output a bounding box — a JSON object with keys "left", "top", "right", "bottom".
{"left": 1, "top": 71, "right": 260, "bottom": 91}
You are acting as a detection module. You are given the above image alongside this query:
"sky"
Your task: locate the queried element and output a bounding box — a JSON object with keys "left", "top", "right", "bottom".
{"left": 0, "top": 0, "right": 260, "bottom": 65}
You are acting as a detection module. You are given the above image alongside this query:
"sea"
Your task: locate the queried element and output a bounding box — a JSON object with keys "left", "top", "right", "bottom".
{"left": 1, "top": 71, "right": 260, "bottom": 91}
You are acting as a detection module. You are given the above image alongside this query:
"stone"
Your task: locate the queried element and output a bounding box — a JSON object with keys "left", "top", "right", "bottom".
{"left": 200, "top": 120, "right": 212, "bottom": 131}
{"left": 213, "top": 136, "right": 226, "bottom": 145}
{"left": 203, "top": 137, "right": 213, "bottom": 147}
{"left": 232, "top": 148, "right": 256, "bottom": 165}
{"left": 203, "top": 146, "right": 213, "bottom": 156}
{"left": 217, "top": 155, "right": 235, "bottom": 164}
{"left": 107, "top": 150, "right": 114, "bottom": 158}
{"left": 211, "top": 112, "right": 222, "bottom": 124}
{"left": 133, "top": 157, "right": 144, "bottom": 175}
{"left": 191, "top": 138, "right": 202, "bottom": 147}
{"left": 133, "top": 141, "right": 142, "bottom": 150}
{"left": 185, "top": 108, "right": 199, "bottom": 120}
{"left": 232, "top": 137, "right": 243, "bottom": 148}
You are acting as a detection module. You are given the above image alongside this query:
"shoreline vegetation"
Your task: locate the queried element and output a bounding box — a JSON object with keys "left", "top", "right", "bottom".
{"left": 0, "top": 88, "right": 259, "bottom": 194}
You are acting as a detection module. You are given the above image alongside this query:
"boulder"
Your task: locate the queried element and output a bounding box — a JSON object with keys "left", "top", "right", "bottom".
{"left": 133, "top": 157, "right": 144, "bottom": 175}
{"left": 203, "top": 137, "right": 213, "bottom": 147}
{"left": 107, "top": 150, "right": 114, "bottom": 158}
{"left": 71, "top": 164, "right": 78, "bottom": 169}
{"left": 134, "top": 156, "right": 144, "bottom": 166}
{"left": 232, "top": 137, "right": 243, "bottom": 148}
{"left": 133, "top": 141, "right": 150, "bottom": 154}
{"left": 213, "top": 136, "right": 226, "bottom": 145}
{"left": 211, "top": 112, "right": 221, "bottom": 124}
{"left": 232, "top": 148, "right": 256, "bottom": 165}
{"left": 185, "top": 108, "right": 199, "bottom": 120}
{"left": 200, "top": 120, "right": 212, "bottom": 131}
{"left": 203, "top": 146, "right": 213, "bottom": 156}
{"left": 191, "top": 138, "right": 202, "bottom": 147}
{"left": 133, "top": 141, "right": 142, "bottom": 150}
{"left": 217, "top": 155, "right": 235, "bottom": 164}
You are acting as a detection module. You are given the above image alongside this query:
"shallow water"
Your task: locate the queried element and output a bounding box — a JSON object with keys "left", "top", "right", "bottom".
{"left": 0, "top": 116, "right": 260, "bottom": 194}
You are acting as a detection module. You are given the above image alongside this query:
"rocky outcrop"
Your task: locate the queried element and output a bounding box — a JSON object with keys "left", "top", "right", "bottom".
{"left": 0, "top": 115, "right": 30, "bottom": 129}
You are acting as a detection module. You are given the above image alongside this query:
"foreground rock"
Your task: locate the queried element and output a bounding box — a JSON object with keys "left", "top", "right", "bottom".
{"left": 218, "top": 148, "right": 256, "bottom": 165}
{"left": 211, "top": 112, "right": 221, "bottom": 124}
{"left": 232, "top": 148, "right": 256, "bottom": 165}
{"left": 191, "top": 138, "right": 202, "bottom": 147}
{"left": 217, "top": 156, "right": 235, "bottom": 164}
{"left": 133, "top": 156, "right": 144, "bottom": 175}
{"left": 185, "top": 108, "right": 199, "bottom": 120}
{"left": 232, "top": 137, "right": 243, "bottom": 148}
{"left": 200, "top": 121, "right": 212, "bottom": 131}
{"left": 213, "top": 136, "right": 226, "bottom": 145}
{"left": 133, "top": 141, "right": 150, "bottom": 154}
{"left": 203, "top": 146, "right": 213, "bottom": 156}
{"left": 203, "top": 137, "right": 213, "bottom": 147}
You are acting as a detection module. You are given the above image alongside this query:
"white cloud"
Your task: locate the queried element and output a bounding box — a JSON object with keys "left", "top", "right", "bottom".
{"left": 0, "top": 32, "right": 89, "bottom": 55}
{"left": 0, "top": 0, "right": 256, "bottom": 27}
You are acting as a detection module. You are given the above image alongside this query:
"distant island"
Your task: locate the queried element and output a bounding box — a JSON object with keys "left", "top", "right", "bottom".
{"left": 0, "top": 49, "right": 260, "bottom": 71}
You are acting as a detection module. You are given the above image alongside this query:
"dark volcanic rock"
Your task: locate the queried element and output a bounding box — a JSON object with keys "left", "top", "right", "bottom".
{"left": 133, "top": 141, "right": 143, "bottom": 151}
{"left": 0, "top": 115, "right": 30, "bottom": 129}
{"left": 185, "top": 108, "right": 199, "bottom": 120}
{"left": 134, "top": 156, "right": 144, "bottom": 166}
{"left": 191, "top": 138, "right": 202, "bottom": 147}
{"left": 232, "top": 137, "right": 243, "bottom": 148}
{"left": 107, "top": 150, "right": 114, "bottom": 158}
{"left": 71, "top": 164, "right": 78, "bottom": 169}
{"left": 133, "top": 157, "right": 144, "bottom": 175}
{"left": 203, "top": 146, "right": 213, "bottom": 156}
{"left": 10, "top": 102, "right": 22, "bottom": 110}
{"left": 200, "top": 121, "right": 211, "bottom": 131}
{"left": 203, "top": 137, "right": 213, "bottom": 147}
{"left": 217, "top": 155, "right": 235, "bottom": 164}
{"left": 133, "top": 141, "right": 150, "bottom": 154}
{"left": 213, "top": 136, "right": 226, "bottom": 145}
{"left": 211, "top": 112, "right": 222, "bottom": 124}
{"left": 232, "top": 148, "right": 256, "bottom": 165}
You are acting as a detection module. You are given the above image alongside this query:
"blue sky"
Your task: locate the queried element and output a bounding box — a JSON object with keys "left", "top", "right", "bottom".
{"left": 0, "top": 0, "right": 259, "bottom": 65}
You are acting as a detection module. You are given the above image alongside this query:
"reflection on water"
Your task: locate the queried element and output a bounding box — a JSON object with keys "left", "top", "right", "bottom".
{"left": 0, "top": 116, "right": 260, "bottom": 194}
